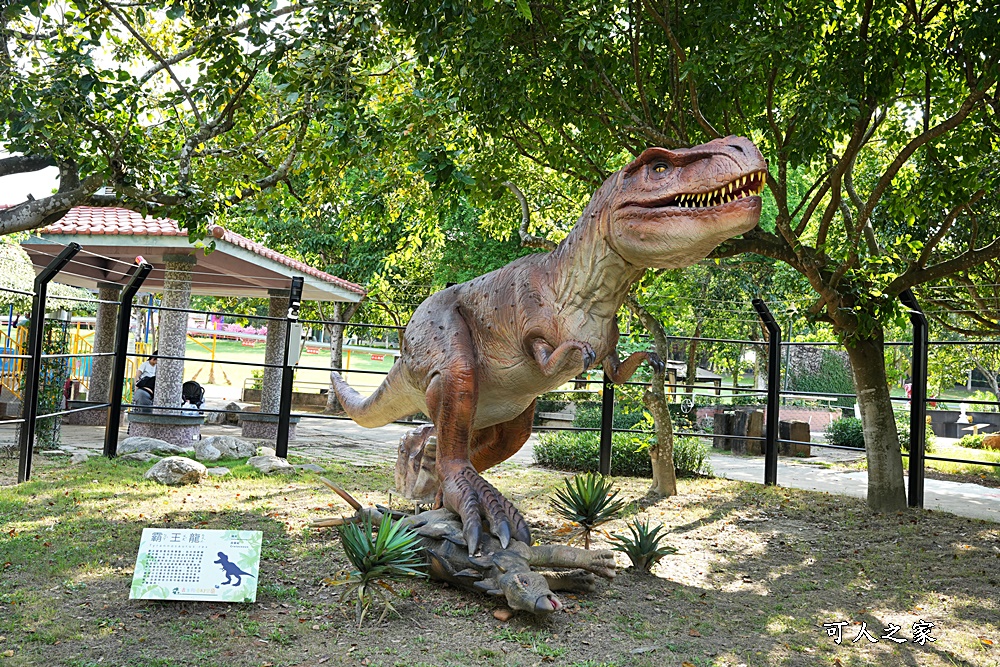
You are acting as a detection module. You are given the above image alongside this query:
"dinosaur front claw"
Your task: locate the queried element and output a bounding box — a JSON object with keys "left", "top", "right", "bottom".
{"left": 441, "top": 463, "right": 531, "bottom": 555}
{"left": 647, "top": 351, "right": 665, "bottom": 374}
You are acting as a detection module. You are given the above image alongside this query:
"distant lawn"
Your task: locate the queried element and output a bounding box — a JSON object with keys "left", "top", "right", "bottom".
{"left": 182, "top": 336, "right": 396, "bottom": 396}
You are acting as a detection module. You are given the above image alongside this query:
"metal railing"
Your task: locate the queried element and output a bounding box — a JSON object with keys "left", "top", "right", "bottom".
{"left": 5, "top": 240, "right": 1000, "bottom": 511}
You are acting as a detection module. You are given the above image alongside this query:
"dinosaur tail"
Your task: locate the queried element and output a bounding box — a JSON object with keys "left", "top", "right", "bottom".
{"left": 330, "top": 364, "right": 420, "bottom": 428}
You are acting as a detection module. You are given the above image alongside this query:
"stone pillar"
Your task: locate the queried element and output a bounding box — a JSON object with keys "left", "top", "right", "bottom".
{"left": 154, "top": 255, "right": 195, "bottom": 411}
{"left": 88, "top": 282, "right": 121, "bottom": 403}
{"left": 260, "top": 289, "right": 289, "bottom": 414}
{"left": 241, "top": 289, "right": 298, "bottom": 441}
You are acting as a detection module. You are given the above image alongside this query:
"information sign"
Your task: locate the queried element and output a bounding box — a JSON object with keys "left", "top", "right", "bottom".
{"left": 130, "top": 529, "right": 262, "bottom": 602}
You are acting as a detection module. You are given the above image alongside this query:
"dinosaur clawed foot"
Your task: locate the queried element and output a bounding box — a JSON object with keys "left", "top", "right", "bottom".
{"left": 440, "top": 463, "right": 531, "bottom": 555}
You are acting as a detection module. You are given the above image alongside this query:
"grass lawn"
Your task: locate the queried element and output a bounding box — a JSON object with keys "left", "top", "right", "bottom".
{"left": 1, "top": 454, "right": 998, "bottom": 666}
{"left": 924, "top": 441, "right": 1000, "bottom": 482}
{"left": 181, "top": 337, "right": 396, "bottom": 396}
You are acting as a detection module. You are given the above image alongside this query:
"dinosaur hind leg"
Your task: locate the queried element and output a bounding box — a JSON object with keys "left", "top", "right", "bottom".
{"left": 425, "top": 309, "right": 527, "bottom": 555}
{"left": 469, "top": 400, "right": 536, "bottom": 472}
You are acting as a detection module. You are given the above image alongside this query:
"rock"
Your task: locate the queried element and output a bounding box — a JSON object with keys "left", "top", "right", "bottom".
{"left": 39, "top": 450, "right": 69, "bottom": 457}
{"left": 144, "top": 457, "right": 207, "bottom": 486}
{"left": 257, "top": 446, "right": 276, "bottom": 457}
{"left": 223, "top": 402, "right": 247, "bottom": 426}
{"left": 120, "top": 436, "right": 189, "bottom": 456}
{"left": 119, "top": 452, "right": 161, "bottom": 463}
{"left": 493, "top": 609, "right": 514, "bottom": 622}
{"left": 202, "top": 408, "right": 227, "bottom": 425}
{"left": 206, "top": 467, "right": 230, "bottom": 476}
{"left": 293, "top": 463, "right": 326, "bottom": 473}
{"left": 193, "top": 441, "right": 222, "bottom": 462}
{"left": 70, "top": 452, "right": 90, "bottom": 464}
{"left": 200, "top": 435, "right": 256, "bottom": 459}
{"left": 247, "top": 455, "right": 294, "bottom": 475}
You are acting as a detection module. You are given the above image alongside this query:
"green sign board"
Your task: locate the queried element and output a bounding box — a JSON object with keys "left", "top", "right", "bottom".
{"left": 130, "top": 528, "right": 262, "bottom": 603}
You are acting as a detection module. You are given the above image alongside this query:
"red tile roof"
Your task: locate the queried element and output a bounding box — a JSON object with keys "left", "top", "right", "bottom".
{"left": 34, "top": 206, "right": 366, "bottom": 296}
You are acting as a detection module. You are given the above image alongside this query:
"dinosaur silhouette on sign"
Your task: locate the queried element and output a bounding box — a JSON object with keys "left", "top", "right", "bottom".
{"left": 214, "top": 552, "right": 255, "bottom": 586}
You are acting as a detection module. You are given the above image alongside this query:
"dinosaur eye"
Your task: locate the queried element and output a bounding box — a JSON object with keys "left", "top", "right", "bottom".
{"left": 653, "top": 164, "right": 667, "bottom": 173}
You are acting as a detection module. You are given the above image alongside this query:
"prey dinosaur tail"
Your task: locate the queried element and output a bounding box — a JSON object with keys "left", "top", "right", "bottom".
{"left": 330, "top": 364, "right": 419, "bottom": 428}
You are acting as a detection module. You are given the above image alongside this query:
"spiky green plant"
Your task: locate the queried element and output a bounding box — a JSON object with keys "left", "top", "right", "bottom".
{"left": 550, "top": 472, "right": 627, "bottom": 549}
{"left": 335, "top": 512, "right": 426, "bottom": 626}
{"left": 610, "top": 518, "right": 677, "bottom": 572}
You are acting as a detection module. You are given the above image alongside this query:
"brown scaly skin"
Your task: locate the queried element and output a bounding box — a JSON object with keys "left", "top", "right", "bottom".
{"left": 332, "top": 506, "right": 616, "bottom": 616}
{"left": 333, "top": 136, "right": 767, "bottom": 554}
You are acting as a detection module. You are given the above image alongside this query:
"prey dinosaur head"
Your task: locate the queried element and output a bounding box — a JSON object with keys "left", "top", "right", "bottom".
{"left": 608, "top": 135, "right": 766, "bottom": 269}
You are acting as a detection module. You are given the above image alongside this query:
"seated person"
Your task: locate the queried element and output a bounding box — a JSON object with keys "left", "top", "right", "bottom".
{"left": 136, "top": 351, "right": 158, "bottom": 382}
{"left": 134, "top": 375, "right": 155, "bottom": 413}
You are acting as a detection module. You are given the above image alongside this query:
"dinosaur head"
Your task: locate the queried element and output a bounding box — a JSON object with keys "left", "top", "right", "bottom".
{"left": 607, "top": 135, "right": 766, "bottom": 268}
{"left": 497, "top": 571, "right": 565, "bottom": 615}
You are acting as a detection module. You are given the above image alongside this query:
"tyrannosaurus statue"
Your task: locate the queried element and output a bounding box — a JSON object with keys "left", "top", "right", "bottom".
{"left": 332, "top": 136, "right": 766, "bottom": 554}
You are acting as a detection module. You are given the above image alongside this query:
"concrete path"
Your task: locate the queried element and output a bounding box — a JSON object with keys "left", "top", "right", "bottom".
{"left": 709, "top": 452, "right": 1000, "bottom": 523}
{"left": 5, "top": 417, "right": 998, "bottom": 523}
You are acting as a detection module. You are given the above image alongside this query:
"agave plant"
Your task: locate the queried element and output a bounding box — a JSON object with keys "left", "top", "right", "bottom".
{"left": 551, "top": 472, "right": 627, "bottom": 549}
{"left": 335, "top": 512, "right": 426, "bottom": 626}
{"left": 610, "top": 517, "right": 677, "bottom": 572}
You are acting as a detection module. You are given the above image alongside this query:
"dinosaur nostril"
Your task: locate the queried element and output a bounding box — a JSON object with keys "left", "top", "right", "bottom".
{"left": 731, "top": 144, "right": 745, "bottom": 154}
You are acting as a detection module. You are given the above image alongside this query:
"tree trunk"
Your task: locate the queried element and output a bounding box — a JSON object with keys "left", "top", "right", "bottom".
{"left": 627, "top": 296, "right": 677, "bottom": 497}
{"left": 844, "top": 332, "right": 908, "bottom": 511}
{"left": 324, "top": 300, "right": 361, "bottom": 413}
{"left": 644, "top": 367, "right": 677, "bottom": 497}
{"left": 684, "top": 322, "right": 702, "bottom": 419}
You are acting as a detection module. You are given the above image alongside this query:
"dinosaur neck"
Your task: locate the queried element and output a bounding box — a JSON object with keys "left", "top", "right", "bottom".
{"left": 546, "top": 184, "right": 644, "bottom": 320}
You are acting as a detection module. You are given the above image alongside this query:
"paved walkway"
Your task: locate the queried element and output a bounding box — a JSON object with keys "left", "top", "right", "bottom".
{"left": 4, "top": 417, "right": 997, "bottom": 523}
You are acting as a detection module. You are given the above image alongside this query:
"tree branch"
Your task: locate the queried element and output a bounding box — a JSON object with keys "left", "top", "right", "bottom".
{"left": 0, "top": 173, "right": 105, "bottom": 235}
{"left": 100, "top": 0, "right": 204, "bottom": 126}
{"left": 888, "top": 236, "right": 1000, "bottom": 296}
{"left": 136, "top": 5, "right": 301, "bottom": 86}
{"left": 859, "top": 87, "right": 990, "bottom": 228}
{"left": 503, "top": 181, "right": 557, "bottom": 251}
{"left": 0, "top": 154, "right": 55, "bottom": 177}
{"left": 917, "top": 189, "right": 986, "bottom": 267}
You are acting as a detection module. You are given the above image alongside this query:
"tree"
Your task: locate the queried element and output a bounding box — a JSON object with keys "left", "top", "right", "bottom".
{"left": 0, "top": 0, "right": 380, "bottom": 234}
{"left": 383, "top": 0, "right": 1000, "bottom": 511}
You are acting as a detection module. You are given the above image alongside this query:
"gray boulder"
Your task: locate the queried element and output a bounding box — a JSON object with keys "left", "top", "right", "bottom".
{"left": 247, "top": 455, "right": 294, "bottom": 475}
{"left": 257, "top": 446, "right": 276, "bottom": 457}
{"left": 144, "top": 456, "right": 207, "bottom": 486}
{"left": 70, "top": 452, "right": 90, "bottom": 464}
{"left": 120, "top": 436, "right": 189, "bottom": 456}
{"left": 193, "top": 440, "right": 222, "bottom": 463}
{"left": 206, "top": 466, "right": 230, "bottom": 476}
{"left": 223, "top": 402, "right": 247, "bottom": 425}
{"left": 119, "top": 451, "right": 161, "bottom": 463}
{"left": 200, "top": 435, "right": 257, "bottom": 459}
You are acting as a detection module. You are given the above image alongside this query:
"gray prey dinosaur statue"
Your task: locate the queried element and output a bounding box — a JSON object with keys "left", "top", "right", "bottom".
{"left": 332, "top": 136, "right": 766, "bottom": 554}
{"left": 312, "top": 480, "right": 616, "bottom": 615}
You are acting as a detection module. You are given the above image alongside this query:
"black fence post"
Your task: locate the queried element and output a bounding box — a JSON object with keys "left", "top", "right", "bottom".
{"left": 599, "top": 371, "right": 614, "bottom": 476}
{"left": 899, "top": 289, "right": 927, "bottom": 509}
{"left": 18, "top": 243, "right": 82, "bottom": 483}
{"left": 103, "top": 261, "right": 153, "bottom": 458}
{"left": 752, "top": 298, "right": 781, "bottom": 486}
{"left": 276, "top": 277, "right": 304, "bottom": 459}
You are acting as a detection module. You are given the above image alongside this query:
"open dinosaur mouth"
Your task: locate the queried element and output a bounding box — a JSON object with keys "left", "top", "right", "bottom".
{"left": 667, "top": 170, "right": 767, "bottom": 209}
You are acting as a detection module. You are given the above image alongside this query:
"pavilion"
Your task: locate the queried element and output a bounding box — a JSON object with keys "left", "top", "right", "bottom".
{"left": 20, "top": 206, "right": 364, "bottom": 442}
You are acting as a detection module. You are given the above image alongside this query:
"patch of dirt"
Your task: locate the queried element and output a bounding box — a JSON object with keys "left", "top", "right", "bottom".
{"left": 1, "top": 457, "right": 998, "bottom": 667}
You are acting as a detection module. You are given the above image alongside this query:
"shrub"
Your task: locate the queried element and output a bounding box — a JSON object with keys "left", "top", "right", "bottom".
{"left": 673, "top": 436, "right": 713, "bottom": 477}
{"left": 956, "top": 433, "right": 986, "bottom": 450}
{"left": 534, "top": 431, "right": 712, "bottom": 478}
{"left": 534, "top": 431, "right": 652, "bottom": 477}
{"left": 825, "top": 417, "right": 865, "bottom": 449}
